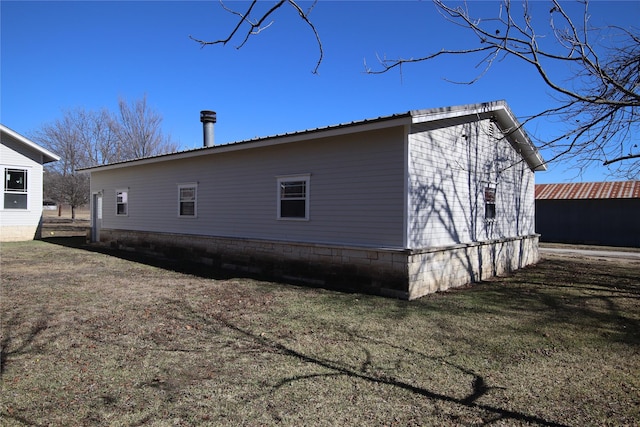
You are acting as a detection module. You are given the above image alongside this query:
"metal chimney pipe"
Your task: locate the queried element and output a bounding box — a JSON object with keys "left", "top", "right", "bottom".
{"left": 200, "top": 110, "right": 217, "bottom": 147}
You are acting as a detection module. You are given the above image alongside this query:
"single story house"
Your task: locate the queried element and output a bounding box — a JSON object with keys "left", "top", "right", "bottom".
{"left": 535, "top": 181, "right": 640, "bottom": 247}
{"left": 1, "top": 124, "right": 60, "bottom": 242}
{"left": 81, "top": 101, "right": 546, "bottom": 299}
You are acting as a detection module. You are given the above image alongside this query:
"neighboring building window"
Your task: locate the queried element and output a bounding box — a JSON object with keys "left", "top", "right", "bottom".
{"left": 4, "top": 168, "right": 28, "bottom": 209}
{"left": 485, "top": 187, "right": 496, "bottom": 220}
{"left": 116, "top": 189, "right": 128, "bottom": 216}
{"left": 277, "top": 175, "right": 310, "bottom": 220}
{"left": 178, "top": 183, "right": 197, "bottom": 217}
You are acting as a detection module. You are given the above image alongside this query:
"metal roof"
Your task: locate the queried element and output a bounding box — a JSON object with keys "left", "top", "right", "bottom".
{"left": 80, "top": 100, "right": 545, "bottom": 173}
{"left": 535, "top": 181, "right": 640, "bottom": 200}
{"left": 79, "top": 112, "right": 412, "bottom": 172}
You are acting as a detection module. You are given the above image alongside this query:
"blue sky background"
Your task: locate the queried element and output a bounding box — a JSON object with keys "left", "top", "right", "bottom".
{"left": 2, "top": 1, "right": 638, "bottom": 183}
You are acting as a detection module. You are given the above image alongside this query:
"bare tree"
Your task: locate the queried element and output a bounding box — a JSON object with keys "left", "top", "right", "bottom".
{"left": 34, "top": 96, "right": 177, "bottom": 219}
{"left": 34, "top": 109, "right": 92, "bottom": 219}
{"left": 194, "top": 0, "right": 639, "bottom": 178}
{"left": 113, "top": 94, "right": 179, "bottom": 159}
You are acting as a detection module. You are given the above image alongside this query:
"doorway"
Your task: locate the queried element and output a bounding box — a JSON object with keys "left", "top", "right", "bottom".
{"left": 91, "top": 192, "right": 102, "bottom": 242}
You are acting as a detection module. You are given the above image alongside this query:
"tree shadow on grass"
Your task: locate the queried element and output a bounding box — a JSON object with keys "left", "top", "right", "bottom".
{"left": 0, "top": 313, "right": 50, "bottom": 379}
{"left": 41, "top": 236, "right": 640, "bottom": 350}
{"left": 10, "top": 240, "right": 638, "bottom": 425}
{"left": 173, "top": 300, "right": 569, "bottom": 426}
{"left": 494, "top": 258, "right": 640, "bottom": 345}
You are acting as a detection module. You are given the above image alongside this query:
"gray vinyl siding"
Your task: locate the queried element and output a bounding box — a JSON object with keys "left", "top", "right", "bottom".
{"left": 407, "top": 117, "right": 535, "bottom": 249}
{"left": 91, "top": 126, "right": 406, "bottom": 248}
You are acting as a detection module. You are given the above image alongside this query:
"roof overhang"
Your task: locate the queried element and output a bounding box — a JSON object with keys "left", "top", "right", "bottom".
{"left": 79, "top": 113, "right": 413, "bottom": 173}
{"left": 411, "top": 100, "right": 547, "bottom": 172}
{"left": 1, "top": 124, "right": 61, "bottom": 164}
{"left": 80, "top": 100, "right": 546, "bottom": 173}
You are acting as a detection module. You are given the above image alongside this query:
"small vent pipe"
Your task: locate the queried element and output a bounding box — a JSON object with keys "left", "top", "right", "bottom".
{"left": 200, "top": 110, "right": 217, "bottom": 147}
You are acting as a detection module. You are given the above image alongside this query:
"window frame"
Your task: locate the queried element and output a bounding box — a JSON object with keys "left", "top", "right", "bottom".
{"left": 4, "top": 168, "right": 28, "bottom": 210}
{"left": 277, "top": 174, "right": 310, "bottom": 221}
{"left": 484, "top": 186, "right": 496, "bottom": 221}
{"left": 115, "top": 189, "right": 128, "bottom": 216}
{"left": 177, "top": 182, "right": 198, "bottom": 218}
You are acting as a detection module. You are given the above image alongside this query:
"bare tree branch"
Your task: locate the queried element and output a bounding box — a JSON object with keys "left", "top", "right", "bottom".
{"left": 191, "top": 0, "right": 323, "bottom": 74}
{"left": 365, "top": 0, "right": 640, "bottom": 178}
{"left": 603, "top": 153, "right": 640, "bottom": 166}
{"left": 194, "top": 0, "right": 639, "bottom": 177}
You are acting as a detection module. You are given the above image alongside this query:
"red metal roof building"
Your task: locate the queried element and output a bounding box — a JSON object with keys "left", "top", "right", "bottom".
{"left": 536, "top": 181, "right": 640, "bottom": 200}
{"left": 535, "top": 181, "right": 640, "bottom": 247}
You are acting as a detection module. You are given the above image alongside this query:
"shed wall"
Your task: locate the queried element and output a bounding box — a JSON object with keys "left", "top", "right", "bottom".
{"left": 536, "top": 199, "right": 640, "bottom": 247}
{"left": 407, "top": 117, "right": 536, "bottom": 249}
{"left": 90, "top": 127, "right": 406, "bottom": 248}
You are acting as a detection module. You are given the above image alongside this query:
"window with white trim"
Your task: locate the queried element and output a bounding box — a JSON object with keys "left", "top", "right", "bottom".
{"left": 4, "top": 168, "right": 28, "bottom": 209}
{"left": 178, "top": 183, "right": 197, "bottom": 217}
{"left": 277, "top": 175, "right": 309, "bottom": 220}
{"left": 484, "top": 187, "right": 496, "bottom": 220}
{"left": 116, "top": 189, "right": 128, "bottom": 216}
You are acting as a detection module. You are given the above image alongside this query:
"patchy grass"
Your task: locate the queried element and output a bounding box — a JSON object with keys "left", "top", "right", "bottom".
{"left": 1, "top": 239, "right": 638, "bottom": 426}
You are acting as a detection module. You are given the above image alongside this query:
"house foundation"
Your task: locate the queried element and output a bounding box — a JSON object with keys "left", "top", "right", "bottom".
{"left": 94, "top": 229, "right": 539, "bottom": 300}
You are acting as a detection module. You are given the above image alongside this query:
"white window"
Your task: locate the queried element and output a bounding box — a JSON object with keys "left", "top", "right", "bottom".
{"left": 116, "top": 189, "right": 128, "bottom": 216}
{"left": 178, "top": 183, "right": 197, "bottom": 217}
{"left": 277, "top": 174, "right": 310, "bottom": 220}
{"left": 484, "top": 187, "right": 496, "bottom": 220}
{"left": 4, "top": 168, "right": 28, "bottom": 209}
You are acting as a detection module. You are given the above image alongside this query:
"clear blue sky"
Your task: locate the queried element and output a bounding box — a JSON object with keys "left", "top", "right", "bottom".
{"left": 2, "top": 1, "right": 638, "bottom": 183}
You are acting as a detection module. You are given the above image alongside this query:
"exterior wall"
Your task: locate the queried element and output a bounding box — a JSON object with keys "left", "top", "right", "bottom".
{"left": 90, "top": 126, "right": 407, "bottom": 248}
{"left": 1, "top": 135, "right": 45, "bottom": 242}
{"left": 408, "top": 235, "right": 540, "bottom": 299}
{"left": 407, "top": 117, "right": 536, "bottom": 249}
{"left": 536, "top": 199, "right": 640, "bottom": 247}
{"left": 87, "top": 108, "right": 541, "bottom": 299}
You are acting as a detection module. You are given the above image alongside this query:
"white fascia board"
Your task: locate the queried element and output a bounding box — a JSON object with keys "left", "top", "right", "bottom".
{"left": 411, "top": 101, "right": 546, "bottom": 172}
{"left": 1, "top": 124, "right": 61, "bottom": 164}
{"left": 491, "top": 105, "right": 547, "bottom": 172}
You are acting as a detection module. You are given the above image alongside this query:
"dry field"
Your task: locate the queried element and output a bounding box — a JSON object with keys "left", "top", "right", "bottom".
{"left": 1, "top": 229, "right": 639, "bottom": 426}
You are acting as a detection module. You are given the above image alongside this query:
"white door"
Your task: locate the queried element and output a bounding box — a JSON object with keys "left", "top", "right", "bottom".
{"left": 91, "top": 193, "right": 102, "bottom": 242}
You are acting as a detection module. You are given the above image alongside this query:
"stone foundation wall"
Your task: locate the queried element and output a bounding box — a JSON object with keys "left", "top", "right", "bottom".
{"left": 1, "top": 224, "right": 39, "bottom": 242}
{"left": 95, "top": 229, "right": 539, "bottom": 300}
{"left": 407, "top": 235, "right": 540, "bottom": 300}
{"left": 96, "top": 229, "right": 411, "bottom": 297}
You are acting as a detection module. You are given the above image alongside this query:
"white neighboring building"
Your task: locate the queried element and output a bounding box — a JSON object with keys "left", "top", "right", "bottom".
{"left": 1, "top": 124, "right": 60, "bottom": 242}
{"left": 82, "top": 101, "right": 546, "bottom": 299}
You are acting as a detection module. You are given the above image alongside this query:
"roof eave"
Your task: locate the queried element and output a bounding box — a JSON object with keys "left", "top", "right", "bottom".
{"left": 79, "top": 113, "right": 414, "bottom": 173}
{"left": 80, "top": 101, "right": 547, "bottom": 174}
{"left": 1, "top": 124, "right": 61, "bottom": 164}
{"left": 411, "top": 101, "right": 546, "bottom": 172}
{"left": 491, "top": 104, "right": 547, "bottom": 172}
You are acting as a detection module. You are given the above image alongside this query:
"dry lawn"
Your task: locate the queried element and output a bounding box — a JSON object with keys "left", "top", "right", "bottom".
{"left": 1, "top": 234, "right": 639, "bottom": 426}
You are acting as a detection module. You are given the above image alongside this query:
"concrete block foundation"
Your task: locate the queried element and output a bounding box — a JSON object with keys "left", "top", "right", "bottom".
{"left": 95, "top": 229, "right": 540, "bottom": 300}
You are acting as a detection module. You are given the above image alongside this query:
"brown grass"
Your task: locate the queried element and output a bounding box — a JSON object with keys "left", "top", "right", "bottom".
{"left": 1, "top": 234, "right": 639, "bottom": 426}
